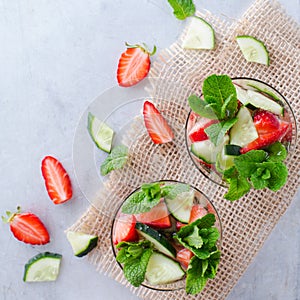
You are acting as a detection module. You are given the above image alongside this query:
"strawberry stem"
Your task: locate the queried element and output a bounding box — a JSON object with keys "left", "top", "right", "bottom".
{"left": 125, "top": 42, "right": 156, "bottom": 56}
{"left": 2, "top": 206, "right": 21, "bottom": 223}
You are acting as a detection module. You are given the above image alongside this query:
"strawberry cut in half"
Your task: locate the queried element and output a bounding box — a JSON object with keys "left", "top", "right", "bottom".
{"left": 2, "top": 207, "right": 50, "bottom": 245}
{"left": 143, "top": 101, "right": 174, "bottom": 144}
{"left": 113, "top": 213, "right": 138, "bottom": 245}
{"left": 253, "top": 110, "right": 280, "bottom": 135}
{"left": 188, "top": 119, "right": 218, "bottom": 143}
{"left": 135, "top": 200, "right": 171, "bottom": 229}
{"left": 176, "top": 248, "right": 194, "bottom": 269}
{"left": 189, "top": 204, "right": 208, "bottom": 223}
{"left": 41, "top": 156, "right": 73, "bottom": 205}
{"left": 117, "top": 43, "right": 156, "bottom": 87}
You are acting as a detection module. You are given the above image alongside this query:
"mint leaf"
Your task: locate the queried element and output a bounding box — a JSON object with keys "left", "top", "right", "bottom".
{"left": 205, "top": 118, "right": 237, "bottom": 146}
{"left": 205, "top": 250, "right": 221, "bottom": 278}
{"left": 161, "top": 183, "right": 190, "bottom": 199}
{"left": 184, "top": 226, "right": 203, "bottom": 248}
{"left": 167, "top": 0, "right": 195, "bottom": 20}
{"left": 202, "top": 74, "right": 237, "bottom": 119}
{"left": 265, "top": 142, "right": 287, "bottom": 162}
{"left": 199, "top": 227, "right": 220, "bottom": 249}
{"left": 188, "top": 95, "right": 218, "bottom": 119}
{"left": 123, "top": 248, "right": 152, "bottom": 287}
{"left": 261, "top": 161, "right": 288, "bottom": 191}
{"left": 186, "top": 256, "right": 207, "bottom": 295}
{"left": 141, "top": 182, "right": 161, "bottom": 201}
{"left": 100, "top": 145, "right": 128, "bottom": 176}
{"left": 121, "top": 190, "right": 160, "bottom": 214}
{"left": 223, "top": 167, "right": 251, "bottom": 201}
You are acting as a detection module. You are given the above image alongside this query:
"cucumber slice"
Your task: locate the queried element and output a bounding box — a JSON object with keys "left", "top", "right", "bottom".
{"left": 23, "top": 252, "right": 62, "bottom": 282}
{"left": 135, "top": 223, "right": 176, "bottom": 258}
{"left": 216, "top": 135, "right": 235, "bottom": 172}
{"left": 230, "top": 106, "right": 258, "bottom": 147}
{"left": 225, "top": 144, "right": 241, "bottom": 156}
{"left": 165, "top": 190, "right": 194, "bottom": 223}
{"left": 236, "top": 35, "right": 269, "bottom": 65}
{"left": 235, "top": 84, "right": 250, "bottom": 105}
{"left": 145, "top": 252, "right": 185, "bottom": 285}
{"left": 247, "top": 90, "right": 284, "bottom": 116}
{"left": 191, "top": 139, "right": 217, "bottom": 164}
{"left": 182, "top": 16, "right": 215, "bottom": 50}
{"left": 87, "top": 112, "right": 114, "bottom": 153}
{"left": 66, "top": 231, "right": 98, "bottom": 257}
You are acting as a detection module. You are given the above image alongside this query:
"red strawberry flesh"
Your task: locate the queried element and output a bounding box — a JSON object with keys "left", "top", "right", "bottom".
{"left": 41, "top": 156, "right": 73, "bottom": 205}
{"left": 143, "top": 101, "right": 174, "bottom": 144}
{"left": 113, "top": 213, "right": 138, "bottom": 245}
{"left": 189, "top": 119, "right": 218, "bottom": 143}
{"left": 176, "top": 248, "right": 194, "bottom": 269}
{"left": 189, "top": 204, "right": 208, "bottom": 223}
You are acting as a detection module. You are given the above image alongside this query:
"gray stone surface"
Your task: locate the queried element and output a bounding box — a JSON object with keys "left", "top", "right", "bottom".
{"left": 0, "top": 1, "right": 299, "bottom": 299}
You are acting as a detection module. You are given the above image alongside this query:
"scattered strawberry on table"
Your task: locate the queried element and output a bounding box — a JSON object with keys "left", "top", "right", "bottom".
{"left": 117, "top": 43, "right": 156, "bottom": 87}
{"left": 41, "top": 156, "right": 73, "bottom": 205}
{"left": 143, "top": 100, "right": 174, "bottom": 144}
{"left": 2, "top": 207, "right": 50, "bottom": 245}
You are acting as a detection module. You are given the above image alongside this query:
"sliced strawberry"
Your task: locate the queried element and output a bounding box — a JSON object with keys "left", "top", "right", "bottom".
{"left": 188, "top": 119, "right": 218, "bottom": 143}
{"left": 113, "top": 213, "right": 138, "bottom": 245}
{"left": 176, "top": 221, "right": 186, "bottom": 230}
{"left": 176, "top": 248, "right": 194, "bottom": 269}
{"left": 41, "top": 156, "right": 73, "bottom": 205}
{"left": 281, "top": 122, "right": 293, "bottom": 143}
{"left": 135, "top": 200, "right": 171, "bottom": 229}
{"left": 117, "top": 43, "right": 156, "bottom": 87}
{"left": 253, "top": 110, "right": 280, "bottom": 134}
{"left": 189, "top": 204, "right": 208, "bottom": 223}
{"left": 143, "top": 101, "right": 174, "bottom": 144}
{"left": 241, "top": 121, "right": 290, "bottom": 154}
{"left": 2, "top": 207, "right": 50, "bottom": 245}
{"left": 206, "top": 202, "right": 217, "bottom": 215}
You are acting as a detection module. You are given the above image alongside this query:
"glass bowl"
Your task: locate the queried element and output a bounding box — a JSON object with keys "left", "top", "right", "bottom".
{"left": 111, "top": 180, "right": 222, "bottom": 291}
{"left": 185, "top": 77, "right": 297, "bottom": 187}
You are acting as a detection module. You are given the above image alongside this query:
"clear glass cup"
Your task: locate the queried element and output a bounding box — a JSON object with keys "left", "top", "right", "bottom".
{"left": 185, "top": 77, "right": 297, "bottom": 187}
{"left": 111, "top": 180, "right": 222, "bottom": 291}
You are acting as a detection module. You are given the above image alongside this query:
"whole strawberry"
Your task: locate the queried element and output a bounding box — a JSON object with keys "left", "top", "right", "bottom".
{"left": 2, "top": 207, "right": 50, "bottom": 245}
{"left": 117, "top": 42, "right": 156, "bottom": 87}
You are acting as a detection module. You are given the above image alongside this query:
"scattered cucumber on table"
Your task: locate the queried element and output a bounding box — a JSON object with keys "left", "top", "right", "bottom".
{"left": 66, "top": 231, "right": 98, "bottom": 257}
{"left": 87, "top": 112, "right": 114, "bottom": 153}
{"left": 182, "top": 16, "right": 215, "bottom": 50}
{"left": 236, "top": 35, "right": 269, "bottom": 65}
{"left": 23, "top": 252, "right": 62, "bottom": 282}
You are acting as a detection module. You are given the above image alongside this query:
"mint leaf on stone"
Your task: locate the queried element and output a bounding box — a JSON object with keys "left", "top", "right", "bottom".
{"left": 167, "top": 0, "right": 195, "bottom": 20}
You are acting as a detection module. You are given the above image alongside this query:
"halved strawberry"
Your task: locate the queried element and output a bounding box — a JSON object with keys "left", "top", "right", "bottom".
{"left": 135, "top": 200, "right": 171, "bottom": 229}
{"left": 176, "top": 248, "right": 194, "bottom": 269}
{"left": 241, "top": 121, "right": 290, "bottom": 154}
{"left": 113, "top": 213, "right": 138, "bottom": 245}
{"left": 176, "top": 221, "right": 186, "bottom": 230}
{"left": 117, "top": 43, "right": 156, "bottom": 87}
{"left": 143, "top": 101, "right": 174, "bottom": 144}
{"left": 189, "top": 204, "right": 208, "bottom": 223}
{"left": 2, "top": 207, "right": 50, "bottom": 245}
{"left": 41, "top": 156, "right": 73, "bottom": 205}
{"left": 188, "top": 119, "right": 218, "bottom": 143}
{"left": 253, "top": 110, "right": 280, "bottom": 134}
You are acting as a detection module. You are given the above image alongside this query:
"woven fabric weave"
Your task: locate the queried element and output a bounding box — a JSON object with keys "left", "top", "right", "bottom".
{"left": 68, "top": 1, "right": 300, "bottom": 299}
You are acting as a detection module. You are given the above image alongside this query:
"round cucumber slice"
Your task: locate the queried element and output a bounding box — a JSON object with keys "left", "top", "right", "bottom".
{"left": 236, "top": 35, "right": 269, "bottom": 65}
{"left": 182, "top": 16, "right": 215, "bottom": 50}
{"left": 87, "top": 112, "right": 114, "bottom": 153}
{"left": 66, "top": 231, "right": 98, "bottom": 257}
{"left": 230, "top": 106, "right": 258, "bottom": 147}
{"left": 23, "top": 252, "right": 62, "bottom": 282}
{"left": 145, "top": 252, "right": 185, "bottom": 285}
{"left": 165, "top": 190, "right": 194, "bottom": 223}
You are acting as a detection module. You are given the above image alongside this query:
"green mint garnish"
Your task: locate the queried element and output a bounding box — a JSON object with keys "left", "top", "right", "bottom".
{"left": 100, "top": 145, "right": 128, "bottom": 176}
{"left": 167, "top": 0, "right": 196, "bottom": 20}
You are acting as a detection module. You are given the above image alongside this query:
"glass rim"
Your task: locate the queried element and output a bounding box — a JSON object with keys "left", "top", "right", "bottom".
{"left": 110, "top": 179, "right": 223, "bottom": 292}
{"left": 184, "top": 76, "right": 298, "bottom": 187}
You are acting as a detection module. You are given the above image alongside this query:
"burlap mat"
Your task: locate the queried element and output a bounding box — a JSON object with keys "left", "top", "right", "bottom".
{"left": 68, "top": 0, "right": 300, "bottom": 299}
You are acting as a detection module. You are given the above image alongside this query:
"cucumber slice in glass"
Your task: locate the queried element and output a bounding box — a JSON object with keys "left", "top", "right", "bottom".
{"left": 23, "top": 252, "right": 62, "bottom": 282}
{"left": 236, "top": 35, "right": 269, "bottom": 65}
{"left": 145, "top": 252, "right": 185, "bottom": 285}
{"left": 87, "top": 112, "right": 114, "bottom": 153}
{"left": 182, "top": 16, "right": 215, "bottom": 50}
{"left": 66, "top": 231, "right": 98, "bottom": 257}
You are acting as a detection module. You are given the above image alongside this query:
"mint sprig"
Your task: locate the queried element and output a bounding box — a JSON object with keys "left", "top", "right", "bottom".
{"left": 223, "top": 143, "right": 289, "bottom": 201}
{"left": 174, "top": 213, "right": 221, "bottom": 294}
{"left": 167, "top": 0, "right": 195, "bottom": 20}
{"left": 116, "top": 240, "right": 153, "bottom": 287}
